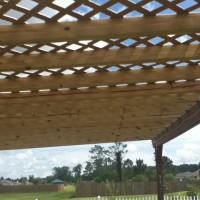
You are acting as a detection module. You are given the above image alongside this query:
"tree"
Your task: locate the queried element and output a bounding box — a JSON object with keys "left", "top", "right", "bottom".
{"left": 134, "top": 159, "right": 147, "bottom": 175}
{"left": 133, "top": 174, "right": 148, "bottom": 182}
{"left": 164, "top": 173, "right": 175, "bottom": 182}
{"left": 53, "top": 166, "right": 72, "bottom": 182}
{"left": 88, "top": 145, "right": 109, "bottom": 182}
{"left": 108, "top": 142, "right": 128, "bottom": 182}
{"left": 83, "top": 161, "right": 94, "bottom": 181}
{"left": 123, "top": 158, "right": 134, "bottom": 180}
{"left": 108, "top": 142, "right": 128, "bottom": 160}
{"left": 19, "top": 176, "right": 28, "bottom": 184}
{"left": 145, "top": 166, "right": 156, "bottom": 181}
{"left": 162, "top": 156, "right": 174, "bottom": 174}
{"left": 73, "top": 164, "right": 82, "bottom": 182}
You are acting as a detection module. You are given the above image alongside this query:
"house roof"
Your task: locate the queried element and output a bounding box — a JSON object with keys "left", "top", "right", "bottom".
{"left": 191, "top": 169, "right": 200, "bottom": 177}
{"left": 0, "top": 0, "right": 200, "bottom": 150}
{"left": 176, "top": 172, "right": 193, "bottom": 178}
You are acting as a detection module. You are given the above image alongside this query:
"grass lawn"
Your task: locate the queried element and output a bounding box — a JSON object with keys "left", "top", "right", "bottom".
{"left": 0, "top": 191, "right": 72, "bottom": 200}
{"left": 0, "top": 187, "right": 199, "bottom": 200}
{"left": 0, "top": 185, "right": 76, "bottom": 200}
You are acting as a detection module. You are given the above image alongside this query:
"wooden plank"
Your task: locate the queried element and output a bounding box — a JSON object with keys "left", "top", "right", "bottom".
{"left": 0, "top": 65, "right": 199, "bottom": 92}
{"left": 0, "top": 81, "right": 199, "bottom": 103}
{"left": 0, "top": 97, "right": 193, "bottom": 118}
{"left": 0, "top": 81, "right": 200, "bottom": 104}
{"left": 0, "top": 13, "right": 200, "bottom": 45}
{"left": 1, "top": 44, "right": 200, "bottom": 71}
{"left": 0, "top": 130, "right": 153, "bottom": 150}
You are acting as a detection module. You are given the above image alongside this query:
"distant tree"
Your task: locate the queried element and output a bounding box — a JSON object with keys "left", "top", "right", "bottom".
{"left": 88, "top": 145, "right": 109, "bottom": 182}
{"left": 83, "top": 161, "right": 93, "bottom": 181}
{"left": 45, "top": 175, "right": 54, "bottom": 184}
{"left": 133, "top": 174, "right": 148, "bottom": 182}
{"left": 177, "top": 163, "right": 200, "bottom": 173}
{"left": 134, "top": 159, "right": 147, "bottom": 175}
{"left": 19, "top": 176, "right": 28, "bottom": 184}
{"left": 73, "top": 164, "right": 82, "bottom": 182}
{"left": 164, "top": 173, "right": 175, "bottom": 182}
{"left": 162, "top": 156, "right": 175, "bottom": 174}
{"left": 123, "top": 158, "right": 134, "bottom": 180}
{"left": 144, "top": 166, "right": 156, "bottom": 181}
{"left": 108, "top": 142, "right": 128, "bottom": 182}
{"left": 53, "top": 166, "right": 72, "bottom": 182}
{"left": 28, "top": 175, "right": 35, "bottom": 183}
{"left": 108, "top": 142, "right": 128, "bottom": 160}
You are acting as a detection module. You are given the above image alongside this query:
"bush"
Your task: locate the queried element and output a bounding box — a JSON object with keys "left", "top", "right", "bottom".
{"left": 164, "top": 173, "right": 175, "bottom": 182}
{"left": 186, "top": 184, "right": 200, "bottom": 198}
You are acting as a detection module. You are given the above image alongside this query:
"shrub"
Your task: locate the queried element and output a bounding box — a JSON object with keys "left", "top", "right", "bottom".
{"left": 186, "top": 184, "right": 200, "bottom": 198}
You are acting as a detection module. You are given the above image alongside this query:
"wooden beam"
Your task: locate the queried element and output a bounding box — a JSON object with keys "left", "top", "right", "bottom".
{"left": 0, "top": 81, "right": 199, "bottom": 103}
{"left": 1, "top": 44, "right": 200, "bottom": 72}
{"left": 0, "top": 13, "right": 200, "bottom": 45}
{"left": 152, "top": 100, "right": 200, "bottom": 147}
{"left": 155, "top": 145, "right": 164, "bottom": 200}
{"left": 0, "top": 65, "right": 199, "bottom": 92}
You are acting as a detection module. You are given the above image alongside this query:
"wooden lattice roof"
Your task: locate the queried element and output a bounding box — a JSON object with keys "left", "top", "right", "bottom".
{"left": 0, "top": 0, "right": 200, "bottom": 150}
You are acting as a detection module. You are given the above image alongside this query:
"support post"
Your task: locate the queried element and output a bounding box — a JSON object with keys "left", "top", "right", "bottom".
{"left": 155, "top": 144, "right": 164, "bottom": 200}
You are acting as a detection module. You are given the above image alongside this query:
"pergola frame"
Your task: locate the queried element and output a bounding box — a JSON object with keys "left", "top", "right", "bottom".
{"left": 0, "top": 1, "right": 200, "bottom": 199}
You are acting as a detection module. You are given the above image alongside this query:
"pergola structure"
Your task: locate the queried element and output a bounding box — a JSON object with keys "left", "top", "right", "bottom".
{"left": 0, "top": 0, "right": 200, "bottom": 199}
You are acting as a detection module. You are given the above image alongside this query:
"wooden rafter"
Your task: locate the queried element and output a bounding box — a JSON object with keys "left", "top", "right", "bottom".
{"left": 1, "top": 44, "right": 200, "bottom": 71}
{"left": 0, "top": 65, "right": 200, "bottom": 92}
{"left": 0, "top": 82, "right": 198, "bottom": 105}
{"left": 152, "top": 100, "right": 200, "bottom": 147}
{"left": 0, "top": 13, "right": 200, "bottom": 45}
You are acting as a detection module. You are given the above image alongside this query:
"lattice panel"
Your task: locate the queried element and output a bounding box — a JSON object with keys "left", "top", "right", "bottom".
{"left": 0, "top": 0, "right": 200, "bottom": 94}
{"left": 0, "top": 0, "right": 200, "bottom": 25}
{"left": 0, "top": 59, "right": 200, "bottom": 79}
{"left": 0, "top": 33, "right": 200, "bottom": 56}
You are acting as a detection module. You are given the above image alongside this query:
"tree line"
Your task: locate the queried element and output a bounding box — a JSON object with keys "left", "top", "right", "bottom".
{"left": 1, "top": 143, "right": 200, "bottom": 185}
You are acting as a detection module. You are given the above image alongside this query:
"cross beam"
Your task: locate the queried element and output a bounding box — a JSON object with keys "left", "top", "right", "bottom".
{"left": 152, "top": 100, "right": 200, "bottom": 147}
{"left": 0, "top": 64, "right": 199, "bottom": 92}
{"left": 1, "top": 44, "right": 199, "bottom": 72}
{"left": 0, "top": 13, "right": 200, "bottom": 45}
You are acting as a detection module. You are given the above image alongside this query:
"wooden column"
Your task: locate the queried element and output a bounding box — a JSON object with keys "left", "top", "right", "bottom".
{"left": 155, "top": 144, "right": 164, "bottom": 200}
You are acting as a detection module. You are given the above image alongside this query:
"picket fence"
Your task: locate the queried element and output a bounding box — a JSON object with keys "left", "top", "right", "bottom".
{"left": 83, "top": 196, "right": 200, "bottom": 200}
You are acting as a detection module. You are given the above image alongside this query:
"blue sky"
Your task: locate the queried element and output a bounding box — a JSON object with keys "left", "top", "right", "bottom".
{"left": 0, "top": 125, "right": 199, "bottom": 179}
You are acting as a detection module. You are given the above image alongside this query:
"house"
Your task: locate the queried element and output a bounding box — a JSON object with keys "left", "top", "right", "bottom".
{"left": 190, "top": 169, "right": 200, "bottom": 180}
{"left": 176, "top": 171, "right": 193, "bottom": 180}
{"left": 0, "top": 179, "right": 21, "bottom": 186}
{"left": 176, "top": 169, "right": 200, "bottom": 180}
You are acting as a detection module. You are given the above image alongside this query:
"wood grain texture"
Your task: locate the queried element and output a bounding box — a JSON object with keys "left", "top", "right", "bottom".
{"left": 0, "top": 89, "right": 198, "bottom": 150}
{"left": 1, "top": 13, "right": 200, "bottom": 45}
{"left": 1, "top": 44, "right": 199, "bottom": 71}
{"left": 0, "top": 65, "right": 199, "bottom": 92}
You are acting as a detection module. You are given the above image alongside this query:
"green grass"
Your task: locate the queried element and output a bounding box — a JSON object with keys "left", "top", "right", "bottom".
{"left": 0, "top": 191, "right": 70, "bottom": 200}
{"left": 0, "top": 185, "right": 76, "bottom": 200}
{"left": 0, "top": 187, "right": 199, "bottom": 200}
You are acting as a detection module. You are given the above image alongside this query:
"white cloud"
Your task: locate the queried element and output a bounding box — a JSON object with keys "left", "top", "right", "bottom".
{"left": 143, "top": 3, "right": 155, "bottom": 11}
{"left": 164, "top": 125, "right": 200, "bottom": 164}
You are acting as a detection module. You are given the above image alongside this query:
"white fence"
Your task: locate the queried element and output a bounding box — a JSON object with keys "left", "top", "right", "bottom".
{"left": 84, "top": 196, "right": 200, "bottom": 200}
